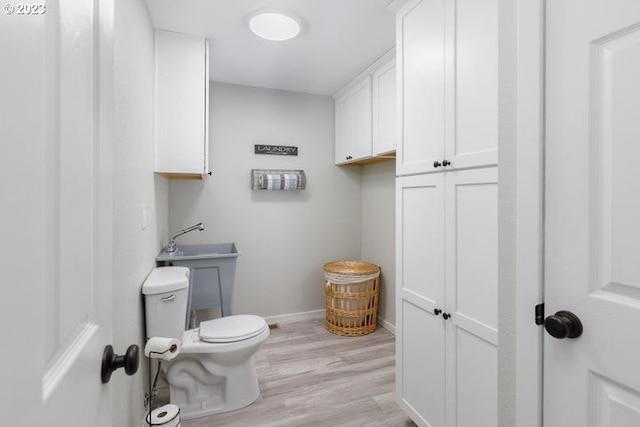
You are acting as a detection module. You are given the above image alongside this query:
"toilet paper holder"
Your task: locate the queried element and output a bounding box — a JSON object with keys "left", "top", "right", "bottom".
{"left": 101, "top": 344, "right": 140, "bottom": 384}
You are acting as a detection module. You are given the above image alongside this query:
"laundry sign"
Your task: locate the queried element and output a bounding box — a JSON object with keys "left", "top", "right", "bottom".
{"left": 254, "top": 144, "right": 298, "bottom": 156}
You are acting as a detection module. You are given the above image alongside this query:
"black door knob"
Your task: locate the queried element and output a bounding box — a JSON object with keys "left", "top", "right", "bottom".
{"left": 101, "top": 344, "right": 140, "bottom": 384}
{"left": 433, "top": 161, "right": 442, "bottom": 168}
{"left": 442, "top": 159, "right": 451, "bottom": 167}
{"left": 434, "top": 308, "right": 442, "bottom": 316}
{"left": 544, "top": 310, "right": 583, "bottom": 339}
{"left": 442, "top": 312, "right": 451, "bottom": 320}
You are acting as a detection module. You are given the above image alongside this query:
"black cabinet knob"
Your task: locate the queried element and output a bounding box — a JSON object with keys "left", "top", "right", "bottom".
{"left": 442, "top": 312, "right": 451, "bottom": 320}
{"left": 442, "top": 159, "right": 451, "bottom": 167}
{"left": 433, "top": 161, "right": 442, "bottom": 168}
{"left": 434, "top": 308, "right": 442, "bottom": 316}
{"left": 101, "top": 344, "right": 140, "bottom": 384}
{"left": 544, "top": 310, "right": 583, "bottom": 339}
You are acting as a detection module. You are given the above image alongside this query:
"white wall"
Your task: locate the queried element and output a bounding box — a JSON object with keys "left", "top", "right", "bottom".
{"left": 361, "top": 161, "right": 396, "bottom": 328}
{"left": 169, "top": 82, "right": 362, "bottom": 317}
{"left": 113, "top": 0, "right": 169, "bottom": 425}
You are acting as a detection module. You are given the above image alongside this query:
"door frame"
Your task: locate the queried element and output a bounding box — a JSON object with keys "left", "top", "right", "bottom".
{"left": 498, "top": 0, "right": 545, "bottom": 426}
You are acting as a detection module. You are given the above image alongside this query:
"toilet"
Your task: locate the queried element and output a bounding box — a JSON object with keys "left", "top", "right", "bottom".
{"left": 142, "top": 266, "right": 270, "bottom": 420}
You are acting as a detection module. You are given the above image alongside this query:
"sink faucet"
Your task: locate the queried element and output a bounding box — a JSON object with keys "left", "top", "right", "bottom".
{"left": 166, "top": 222, "right": 205, "bottom": 253}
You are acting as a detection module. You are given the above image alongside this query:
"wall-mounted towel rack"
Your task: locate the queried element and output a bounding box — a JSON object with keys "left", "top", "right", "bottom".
{"left": 251, "top": 169, "right": 306, "bottom": 191}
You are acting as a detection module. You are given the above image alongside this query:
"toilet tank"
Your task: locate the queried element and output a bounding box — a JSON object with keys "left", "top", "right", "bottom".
{"left": 142, "top": 267, "right": 190, "bottom": 340}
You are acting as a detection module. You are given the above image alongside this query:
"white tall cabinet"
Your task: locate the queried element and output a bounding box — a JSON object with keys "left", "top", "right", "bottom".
{"left": 394, "top": 0, "right": 498, "bottom": 425}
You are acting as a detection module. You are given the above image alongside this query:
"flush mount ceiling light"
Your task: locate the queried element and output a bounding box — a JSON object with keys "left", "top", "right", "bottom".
{"left": 248, "top": 10, "right": 301, "bottom": 41}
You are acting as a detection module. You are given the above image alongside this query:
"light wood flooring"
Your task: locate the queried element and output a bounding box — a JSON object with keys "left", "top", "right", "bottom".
{"left": 181, "top": 319, "right": 416, "bottom": 427}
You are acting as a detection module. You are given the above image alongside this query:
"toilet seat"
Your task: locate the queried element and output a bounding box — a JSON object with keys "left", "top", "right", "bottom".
{"left": 199, "top": 315, "right": 268, "bottom": 343}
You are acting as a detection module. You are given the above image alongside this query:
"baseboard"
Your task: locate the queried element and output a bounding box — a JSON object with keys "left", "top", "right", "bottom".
{"left": 264, "top": 309, "right": 325, "bottom": 325}
{"left": 377, "top": 316, "right": 396, "bottom": 335}
{"left": 264, "top": 310, "right": 396, "bottom": 335}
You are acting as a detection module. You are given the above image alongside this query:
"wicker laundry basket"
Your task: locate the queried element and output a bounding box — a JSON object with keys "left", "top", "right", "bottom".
{"left": 323, "top": 261, "right": 381, "bottom": 336}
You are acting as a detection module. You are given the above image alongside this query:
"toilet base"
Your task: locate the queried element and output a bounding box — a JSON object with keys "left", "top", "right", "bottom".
{"left": 164, "top": 319, "right": 269, "bottom": 420}
{"left": 167, "top": 356, "right": 261, "bottom": 420}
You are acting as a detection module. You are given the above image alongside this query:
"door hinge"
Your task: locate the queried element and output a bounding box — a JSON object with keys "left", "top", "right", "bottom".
{"left": 535, "top": 303, "right": 545, "bottom": 325}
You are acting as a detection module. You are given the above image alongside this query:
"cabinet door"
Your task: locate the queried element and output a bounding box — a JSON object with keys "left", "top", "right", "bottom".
{"left": 334, "top": 93, "right": 353, "bottom": 164}
{"left": 444, "top": 167, "right": 498, "bottom": 426}
{"left": 373, "top": 59, "right": 397, "bottom": 156}
{"left": 396, "top": 0, "right": 498, "bottom": 175}
{"left": 396, "top": 0, "right": 446, "bottom": 176}
{"left": 448, "top": 0, "right": 498, "bottom": 169}
{"left": 351, "top": 77, "right": 373, "bottom": 160}
{"left": 155, "top": 31, "right": 208, "bottom": 176}
{"left": 396, "top": 174, "right": 446, "bottom": 427}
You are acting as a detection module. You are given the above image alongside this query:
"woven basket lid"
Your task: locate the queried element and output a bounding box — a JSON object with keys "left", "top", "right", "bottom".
{"left": 323, "top": 260, "right": 380, "bottom": 276}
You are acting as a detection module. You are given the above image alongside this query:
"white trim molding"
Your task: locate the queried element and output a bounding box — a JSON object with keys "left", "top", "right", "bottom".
{"left": 264, "top": 309, "right": 325, "bottom": 325}
{"left": 377, "top": 316, "right": 396, "bottom": 335}
{"left": 498, "top": 0, "right": 545, "bottom": 426}
{"left": 264, "top": 309, "right": 396, "bottom": 336}
{"left": 386, "top": 0, "right": 412, "bottom": 13}
{"left": 514, "top": 0, "right": 545, "bottom": 426}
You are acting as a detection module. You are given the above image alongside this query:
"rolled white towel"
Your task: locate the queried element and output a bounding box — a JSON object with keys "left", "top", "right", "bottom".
{"left": 267, "top": 174, "right": 282, "bottom": 190}
{"left": 283, "top": 173, "right": 298, "bottom": 190}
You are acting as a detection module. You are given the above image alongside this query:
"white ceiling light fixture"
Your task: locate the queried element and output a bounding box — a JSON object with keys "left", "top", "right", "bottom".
{"left": 248, "top": 9, "right": 301, "bottom": 41}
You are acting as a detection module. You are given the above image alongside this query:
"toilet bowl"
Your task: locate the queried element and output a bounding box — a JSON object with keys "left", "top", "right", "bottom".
{"left": 142, "top": 267, "right": 269, "bottom": 420}
{"left": 164, "top": 315, "right": 270, "bottom": 420}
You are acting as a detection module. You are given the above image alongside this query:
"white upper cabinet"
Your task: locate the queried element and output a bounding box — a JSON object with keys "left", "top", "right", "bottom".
{"left": 334, "top": 76, "right": 373, "bottom": 164}
{"left": 351, "top": 78, "right": 374, "bottom": 160}
{"left": 334, "top": 49, "right": 396, "bottom": 165}
{"left": 453, "top": 0, "right": 498, "bottom": 169}
{"left": 155, "top": 30, "right": 210, "bottom": 179}
{"left": 397, "top": 0, "right": 445, "bottom": 174}
{"left": 396, "top": 0, "right": 497, "bottom": 176}
{"left": 372, "top": 58, "right": 397, "bottom": 156}
{"left": 334, "top": 93, "right": 353, "bottom": 164}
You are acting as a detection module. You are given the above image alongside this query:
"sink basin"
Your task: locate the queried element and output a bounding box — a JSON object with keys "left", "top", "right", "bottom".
{"left": 156, "top": 243, "right": 240, "bottom": 262}
{"left": 156, "top": 243, "right": 241, "bottom": 318}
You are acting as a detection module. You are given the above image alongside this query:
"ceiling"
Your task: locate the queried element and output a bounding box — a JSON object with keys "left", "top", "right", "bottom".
{"left": 144, "top": 0, "right": 396, "bottom": 95}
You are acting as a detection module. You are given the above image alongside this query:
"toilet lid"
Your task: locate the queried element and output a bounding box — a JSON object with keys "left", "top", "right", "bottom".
{"left": 199, "top": 315, "right": 268, "bottom": 343}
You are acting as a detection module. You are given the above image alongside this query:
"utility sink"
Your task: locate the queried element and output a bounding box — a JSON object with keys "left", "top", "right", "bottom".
{"left": 156, "top": 243, "right": 241, "bottom": 321}
{"left": 156, "top": 243, "right": 240, "bottom": 262}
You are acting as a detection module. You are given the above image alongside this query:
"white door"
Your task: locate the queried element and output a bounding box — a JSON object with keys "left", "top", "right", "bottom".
{"left": 396, "top": 173, "right": 446, "bottom": 427}
{"left": 334, "top": 93, "right": 353, "bottom": 164}
{"left": 154, "top": 31, "right": 208, "bottom": 175}
{"left": 0, "top": 1, "right": 114, "bottom": 426}
{"left": 396, "top": 0, "right": 497, "bottom": 177}
{"left": 396, "top": 168, "right": 498, "bottom": 427}
{"left": 372, "top": 59, "right": 397, "bottom": 156}
{"left": 545, "top": 0, "right": 640, "bottom": 425}
{"left": 351, "top": 77, "right": 373, "bottom": 160}
{"left": 444, "top": 168, "right": 498, "bottom": 427}
{"left": 396, "top": 0, "right": 446, "bottom": 176}
{"left": 447, "top": 0, "right": 498, "bottom": 171}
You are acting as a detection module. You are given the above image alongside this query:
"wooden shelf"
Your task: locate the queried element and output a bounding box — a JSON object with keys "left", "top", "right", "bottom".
{"left": 341, "top": 152, "right": 396, "bottom": 166}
